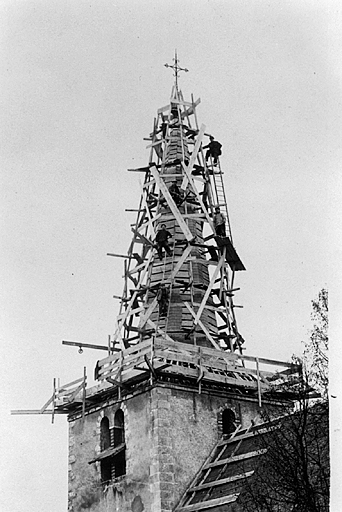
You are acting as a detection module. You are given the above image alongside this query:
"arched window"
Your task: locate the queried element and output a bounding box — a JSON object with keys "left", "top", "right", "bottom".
{"left": 222, "top": 409, "right": 236, "bottom": 436}
{"left": 113, "top": 409, "right": 126, "bottom": 477}
{"left": 100, "top": 417, "right": 111, "bottom": 483}
{"left": 114, "top": 409, "right": 125, "bottom": 445}
{"left": 100, "top": 417, "right": 111, "bottom": 450}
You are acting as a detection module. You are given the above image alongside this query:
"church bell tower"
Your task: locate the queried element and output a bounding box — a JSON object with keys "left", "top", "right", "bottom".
{"left": 14, "top": 55, "right": 301, "bottom": 512}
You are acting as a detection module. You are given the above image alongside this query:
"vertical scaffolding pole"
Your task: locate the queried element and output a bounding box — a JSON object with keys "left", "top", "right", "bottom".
{"left": 256, "top": 357, "right": 262, "bottom": 407}
{"left": 51, "top": 378, "right": 56, "bottom": 424}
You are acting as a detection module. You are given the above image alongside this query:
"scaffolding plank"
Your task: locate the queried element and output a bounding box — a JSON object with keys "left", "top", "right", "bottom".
{"left": 214, "top": 236, "right": 245, "bottom": 271}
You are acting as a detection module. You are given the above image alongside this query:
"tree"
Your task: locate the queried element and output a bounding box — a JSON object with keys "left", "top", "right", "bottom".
{"left": 238, "top": 387, "right": 329, "bottom": 512}
{"left": 237, "top": 290, "right": 330, "bottom": 512}
{"left": 303, "top": 289, "right": 328, "bottom": 399}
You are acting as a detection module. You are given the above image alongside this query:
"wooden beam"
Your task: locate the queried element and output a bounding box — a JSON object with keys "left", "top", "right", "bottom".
{"left": 136, "top": 212, "right": 161, "bottom": 237}
{"left": 127, "top": 260, "right": 147, "bottom": 276}
{"left": 40, "top": 395, "right": 53, "bottom": 414}
{"left": 57, "top": 375, "right": 84, "bottom": 389}
{"left": 181, "top": 162, "right": 215, "bottom": 231}
{"left": 127, "top": 166, "right": 150, "bottom": 172}
{"left": 166, "top": 245, "right": 192, "bottom": 283}
{"left": 67, "top": 381, "right": 84, "bottom": 404}
{"left": 106, "top": 376, "right": 127, "bottom": 389}
{"left": 204, "top": 449, "right": 267, "bottom": 470}
{"left": 107, "top": 253, "right": 132, "bottom": 259}
{"left": 82, "top": 366, "right": 86, "bottom": 420}
{"left": 11, "top": 409, "right": 66, "bottom": 415}
{"left": 142, "top": 178, "right": 156, "bottom": 189}
{"left": 62, "top": 340, "right": 111, "bottom": 351}
{"left": 193, "top": 256, "right": 224, "bottom": 324}
{"left": 145, "top": 139, "right": 163, "bottom": 149}
{"left": 184, "top": 302, "right": 221, "bottom": 350}
{"left": 144, "top": 354, "right": 156, "bottom": 378}
{"left": 146, "top": 319, "right": 176, "bottom": 344}
{"left": 140, "top": 179, "right": 156, "bottom": 238}
{"left": 157, "top": 103, "right": 170, "bottom": 115}
{"left": 114, "top": 252, "right": 153, "bottom": 342}
{"left": 177, "top": 494, "right": 238, "bottom": 512}
{"left": 139, "top": 297, "right": 158, "bottom": 328}
{"left": 256, "top": 357, "right": 262, "bottom": 407}
{"left": 181, "top": 124, "right": 206, "bottom": 189}
{"left": 150, "top": 165, "right": 194, "bottom": 242}
{"left": 89, "top": 443, "right": 126, "bottom": 464}
{"left": 117, "top": 306, "right": 144, "bottom": 321}
{"left": 181, "top": 97, "right": 201, "bottom": 118}
{"left": 240, "top": 354, "right": 298, "bottom": 368}
{"left": 130, "top": 228, "right": 155, "bottom": 247}
{"left": 189, "top": 470, "right": 254, "bottom": 492}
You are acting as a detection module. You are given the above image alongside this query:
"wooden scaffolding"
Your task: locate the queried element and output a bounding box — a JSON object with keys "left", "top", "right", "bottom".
{"left": 108, "top": 85, "right": 245, "bottom": 358}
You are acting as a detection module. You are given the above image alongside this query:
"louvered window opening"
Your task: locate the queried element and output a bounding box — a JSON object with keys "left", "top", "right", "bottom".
{"left": 100, "top": 411, "right": 126, "bottom": 484}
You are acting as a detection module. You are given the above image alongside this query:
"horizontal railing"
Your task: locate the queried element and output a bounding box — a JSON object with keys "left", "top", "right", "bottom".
{"left": 96, "top": 337, "right": 300, "bottom": 395}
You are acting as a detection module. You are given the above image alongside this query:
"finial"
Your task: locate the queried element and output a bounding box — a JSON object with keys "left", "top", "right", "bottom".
{"left": 164, "top": 50, "right": 189, "bottom": 90}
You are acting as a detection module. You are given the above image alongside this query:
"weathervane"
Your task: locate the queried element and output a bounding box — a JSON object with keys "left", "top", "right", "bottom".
{"left": 164, "top": 50, "right": 188, "bottom": 90}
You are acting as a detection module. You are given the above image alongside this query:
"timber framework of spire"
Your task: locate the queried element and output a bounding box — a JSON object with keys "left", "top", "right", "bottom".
{"left": 110, "top": 85, "right": 245, "bottom": 354}
{"left": 11, "top": 79, "right": 303, "bottom": 421}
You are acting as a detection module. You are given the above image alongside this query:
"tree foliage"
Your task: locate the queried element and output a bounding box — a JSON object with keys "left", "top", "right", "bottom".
{"left": 238, "top": 390, "right": 329, "bottom": 512}
{"left": 303, "top": 288, "right": 328, "bottom": 399}
{"left": 237, "top": 290, "right": 329, "bottom": 511}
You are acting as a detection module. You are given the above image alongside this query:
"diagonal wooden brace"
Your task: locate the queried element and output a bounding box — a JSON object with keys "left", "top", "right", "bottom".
{"left": 149, "top": 165, "right": 194, "bottom": 242}
{"left": 184, "top": 302, "right": 221, "bottom": 350}
{"left": 181, "top": 124, "right": 206, "bottom": 189}
{"left": 194, "top": 256, "right": 224, "bottom": 324}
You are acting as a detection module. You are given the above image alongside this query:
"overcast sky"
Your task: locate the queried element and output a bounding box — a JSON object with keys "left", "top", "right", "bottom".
{"left": 1, "top": 1, "right": 341, "bottom": 510}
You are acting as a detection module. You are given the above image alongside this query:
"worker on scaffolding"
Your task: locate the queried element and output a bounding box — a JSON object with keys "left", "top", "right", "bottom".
{"left": 156, "top": 116, "right": 168, "bottom": 139}
{"left": 169, "top": 180, "right": 183, "bottom": 206}
{"left": 213, "top": 207, "right": 226, "bottom": 237}
{"left": 155, "top": 223, "right": 172, "bottom": 260}
{"left": 157, "top": 283, "right": 169, "bottom": 318}
{"left": 200, "top": 181, "right": 209, "bottom": 211}
{"left": 170, "top": 103, "right": 179, "bottom": 125}
{"left": 203, "top": 136, "right": 222, "bottom": 165}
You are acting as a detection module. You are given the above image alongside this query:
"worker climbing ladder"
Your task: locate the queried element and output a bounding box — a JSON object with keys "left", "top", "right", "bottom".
{"left": 209, "top": 157, "right": 233, "bottom": 241}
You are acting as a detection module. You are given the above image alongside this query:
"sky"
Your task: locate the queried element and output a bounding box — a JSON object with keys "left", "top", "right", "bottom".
{"left": 0, "top": 1, "right": 341, "bottom": 510}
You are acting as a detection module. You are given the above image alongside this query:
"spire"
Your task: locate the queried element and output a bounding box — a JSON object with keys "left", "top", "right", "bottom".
{"left": 164, "top": 50, "right": 189, "bottom": 92}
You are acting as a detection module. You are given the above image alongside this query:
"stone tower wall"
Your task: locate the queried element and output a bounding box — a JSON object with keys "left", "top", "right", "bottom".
{"left": 67, "top": 384, "right": 266, "bottom": 512}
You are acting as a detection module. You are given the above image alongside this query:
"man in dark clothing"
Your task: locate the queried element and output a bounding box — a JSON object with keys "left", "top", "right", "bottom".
{"left": 157, "top": 284, "right": 169, "bottom": 317}
{"left": 200, "top": 181, "right": 209, "bottom": 211}
{"left": 169, "top": 180, "right": 183, "bottom": 206}
{"left": 213, "top": 207, "right": 226, "bottom": 237}
{"left": 155, "top": 224, "right": 172, "bottom": 260}
{"left": 203, "top": 136, "right": 222, "bottom": 164}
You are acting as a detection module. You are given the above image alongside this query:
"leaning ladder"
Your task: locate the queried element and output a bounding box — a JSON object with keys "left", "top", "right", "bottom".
{"left": 210, "top": 159, "right": 233, "bottom": 241}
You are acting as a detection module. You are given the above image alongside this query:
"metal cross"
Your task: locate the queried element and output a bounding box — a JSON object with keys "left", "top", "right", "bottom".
{"left": 164, "top": 50, "right": 188, "bottom": 90}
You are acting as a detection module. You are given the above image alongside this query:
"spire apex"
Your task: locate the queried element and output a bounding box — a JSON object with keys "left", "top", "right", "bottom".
{"left": 164, "top": 50, "right": 189, "bottom": 90}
